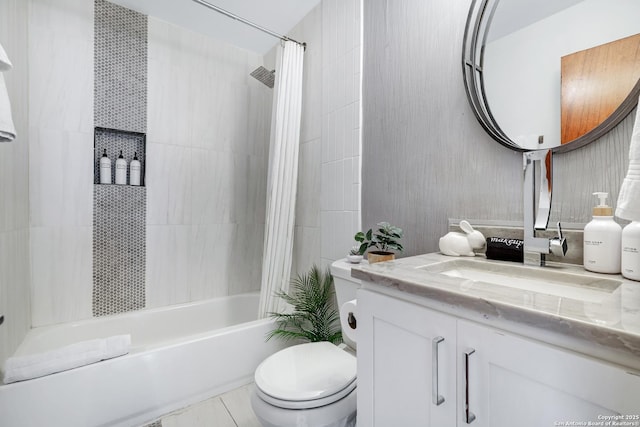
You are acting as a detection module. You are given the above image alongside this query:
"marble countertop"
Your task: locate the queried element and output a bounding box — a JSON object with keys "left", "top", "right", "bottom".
{"left": 351, "top": 253, "right": 640, "bottom": 369}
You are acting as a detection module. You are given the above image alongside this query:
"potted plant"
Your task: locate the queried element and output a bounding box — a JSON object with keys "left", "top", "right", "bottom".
{"left": 354, "top": 221, "right": 404, "bottom": 264}
{"left": 266, "top": 265, "right": 343, "bottom": 344}
{"left": 347, "top": 245, "right": 364, "bottom": 264}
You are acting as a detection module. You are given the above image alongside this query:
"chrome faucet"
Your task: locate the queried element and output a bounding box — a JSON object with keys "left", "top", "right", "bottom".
{"left": 522, "top": 150, "right": 568, "bottom": 266}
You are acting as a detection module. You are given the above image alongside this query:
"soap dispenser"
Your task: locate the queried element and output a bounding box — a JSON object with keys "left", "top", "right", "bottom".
{"left": 99, "top": 148, "right": 111, "bottom": 184}
{"left": 115, "top": 150, "right": 127, "bottom": 185}
{"left": 129, "top": 152, "right": 141, "bottom": 186}
{"left": 583, "top": 192, "right": 621, "bottom": 274}
{"left": 621, "top": 221, "right": 640, "bottom": 281}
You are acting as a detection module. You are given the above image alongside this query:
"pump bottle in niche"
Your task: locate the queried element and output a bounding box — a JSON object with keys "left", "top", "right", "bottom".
{"left": 99, "top": 148, "right": 111, "bottom": 184}
{"left": 129, "top": 152, "right": 141, "bottom": 186}
{"left": 115, "top": 150, "right": 127, "bottom": 185}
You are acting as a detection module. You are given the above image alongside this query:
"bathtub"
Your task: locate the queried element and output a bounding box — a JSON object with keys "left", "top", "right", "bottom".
{"left": 0, "top": 292, "right": 287, "bottom": 427}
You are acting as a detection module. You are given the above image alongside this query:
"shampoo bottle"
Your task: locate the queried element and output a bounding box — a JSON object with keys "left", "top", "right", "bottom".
{"left": 583, "top": 192, "right": 621, "bottom": 274}
{"left": 99, "top": 148, "right": 111, "bottom": 184}
{"left": 621, "top": 221, "right": 640, "bottom": 281}
{"left": 115, "top": 150, "right": 127, "bottom": 185}
{"left": 129, "top": 152, "right": 141, "bottom": 186}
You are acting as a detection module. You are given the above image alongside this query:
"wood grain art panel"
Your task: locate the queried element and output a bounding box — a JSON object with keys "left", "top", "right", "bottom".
{"left": 561, "top": 33, "right": 640, "bottom": 144}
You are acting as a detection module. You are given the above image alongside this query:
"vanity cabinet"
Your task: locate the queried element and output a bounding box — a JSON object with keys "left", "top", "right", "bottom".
{"left": 357, "top": 288, "right": 640, "bottom": 427}
{"left": 458, "top": 320, "right": 640, "bottom": 426}
{"left": 357, "top": 289, "right": 457, "bottom": 426}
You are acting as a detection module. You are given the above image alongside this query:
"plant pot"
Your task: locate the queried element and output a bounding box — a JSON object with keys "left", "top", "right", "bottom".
{"left": 347, "top": 254, "right": 363, "bottom": 264}
{"left": 367, "top": 251, "right": 395, "bottom": 264}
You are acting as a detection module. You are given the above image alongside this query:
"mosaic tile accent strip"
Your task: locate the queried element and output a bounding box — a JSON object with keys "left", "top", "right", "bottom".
{"left": 94, "top": 127, "right": 146, "bottom": 186}
{"left": 93, "top": 1, "right": 148, "bottom": 317}
{"left": 94, "top": 0, "right": 147, "bottom": 133}
{"left": 93, "top": 185, "right": 146, "bottom": 316}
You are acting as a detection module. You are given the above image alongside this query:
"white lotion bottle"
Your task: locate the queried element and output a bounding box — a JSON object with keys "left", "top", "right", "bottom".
{"left": 129, "top": 152, "right": 141, "bottom": 186}
{"left": 621, "top": 221, "right": 640, "bottom": 281}
{"left": 99, "top": 148, "right": 112, "bottom": 184}
{"left": 115, "top": 150, "right": 127, "bottom": 185}
{"left": 583, "top": 192, "right": 622, "bottom": 274}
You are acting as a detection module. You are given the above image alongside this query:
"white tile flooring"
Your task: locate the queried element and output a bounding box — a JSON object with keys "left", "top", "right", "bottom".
{"left": 148, "top": 384, "right": 261, "bottom": 427}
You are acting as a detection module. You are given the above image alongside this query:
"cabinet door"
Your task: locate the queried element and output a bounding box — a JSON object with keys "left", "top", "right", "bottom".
{"left": 457, "top": 320, "right": 640, "bottom": 427}
{"left": 358, "top": 289, "right": 457, "bottom": 427}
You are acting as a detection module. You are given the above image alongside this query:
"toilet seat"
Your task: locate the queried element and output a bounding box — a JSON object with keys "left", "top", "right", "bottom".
{"left": 255, "top": 378, "right": 356, "bottom": 409}
{"left": 254, "top": 341, "right": 357, "bottom": 410}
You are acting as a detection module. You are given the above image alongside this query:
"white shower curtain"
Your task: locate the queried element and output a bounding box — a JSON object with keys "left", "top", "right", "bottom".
{"left": 258, "top": 40, "right": 305, "bottom": 318}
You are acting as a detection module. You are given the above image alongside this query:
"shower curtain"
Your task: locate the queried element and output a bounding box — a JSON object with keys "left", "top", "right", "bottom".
{"left": 258, "top": 40, "right": 304, "bottom": 318}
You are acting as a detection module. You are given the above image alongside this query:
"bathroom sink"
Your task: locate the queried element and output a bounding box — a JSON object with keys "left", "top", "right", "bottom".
{"left": 419, "top": 259, "right": 622, "bottom": 302}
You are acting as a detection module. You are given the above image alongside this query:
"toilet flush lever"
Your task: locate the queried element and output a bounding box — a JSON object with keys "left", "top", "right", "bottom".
{"left": 347, "top": 312, "right": 356, "bottom": 330}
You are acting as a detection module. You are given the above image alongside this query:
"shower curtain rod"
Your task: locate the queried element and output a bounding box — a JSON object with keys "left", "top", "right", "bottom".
{"left": 191, "top": 0, "right": 306, "bottom": 48}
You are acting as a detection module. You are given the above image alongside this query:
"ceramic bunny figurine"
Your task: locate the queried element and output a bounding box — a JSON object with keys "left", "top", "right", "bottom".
{"left": 439, "top": 220, "right": 486, "bottom": 257}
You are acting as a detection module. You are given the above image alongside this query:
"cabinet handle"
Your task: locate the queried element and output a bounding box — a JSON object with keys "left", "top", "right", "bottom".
{"left": 432, "top": 336, "right": 445, "bottom": 406}
{"left": 464, "top": 348, "right": 477, "bottom": 424}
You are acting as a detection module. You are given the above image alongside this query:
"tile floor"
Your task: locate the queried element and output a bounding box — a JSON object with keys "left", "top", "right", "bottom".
{"left": 145, "top": 383, "right": 261, "bottom": 427}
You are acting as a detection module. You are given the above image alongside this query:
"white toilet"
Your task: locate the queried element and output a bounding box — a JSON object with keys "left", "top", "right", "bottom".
{"left": 250, "top": 259, "right": 361, "bottom": 427}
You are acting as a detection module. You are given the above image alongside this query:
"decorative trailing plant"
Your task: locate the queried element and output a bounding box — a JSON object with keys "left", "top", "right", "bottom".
{"left": 354, "top": 221, "right": 404, "bottom": 255}
{"left": 267, "top": 265, "right": 342, "bottom": 345}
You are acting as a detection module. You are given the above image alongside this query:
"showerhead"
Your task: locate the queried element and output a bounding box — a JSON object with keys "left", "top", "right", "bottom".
{"left": 250, "top": 66, "right": 275, "bottom": 88}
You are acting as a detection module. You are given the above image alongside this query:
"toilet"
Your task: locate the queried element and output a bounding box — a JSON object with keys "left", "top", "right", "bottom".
{"left": 250, "top": 259, "right": 361, "bottom": 427}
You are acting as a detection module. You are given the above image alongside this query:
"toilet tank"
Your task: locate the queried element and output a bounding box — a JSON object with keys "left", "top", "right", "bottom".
{"left": 330, "top": 259, "right": 363, "bottom": 307}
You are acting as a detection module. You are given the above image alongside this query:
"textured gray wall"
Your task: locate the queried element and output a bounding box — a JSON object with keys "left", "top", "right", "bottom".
{"left": 362, "top": 0, "right": 633, "bottom": 257}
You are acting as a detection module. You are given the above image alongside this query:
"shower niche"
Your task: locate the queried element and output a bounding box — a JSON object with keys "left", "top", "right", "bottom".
{"left": 93, "top": 127, "right": 146, "bottom": 187}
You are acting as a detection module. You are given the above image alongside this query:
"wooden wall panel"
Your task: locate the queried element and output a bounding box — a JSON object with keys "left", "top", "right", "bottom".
{"left": 561, "top": 33, "right": 640, "bottom": 144}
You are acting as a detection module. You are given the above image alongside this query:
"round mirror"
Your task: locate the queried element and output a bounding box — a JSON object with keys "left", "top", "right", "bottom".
{"left": 463, "top": 0, "right": 640, "bottom": 152}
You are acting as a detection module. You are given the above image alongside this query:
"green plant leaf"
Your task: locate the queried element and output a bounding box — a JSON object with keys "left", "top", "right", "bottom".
{"left": 267, "top": 265, "right": 343, "bottom": 345}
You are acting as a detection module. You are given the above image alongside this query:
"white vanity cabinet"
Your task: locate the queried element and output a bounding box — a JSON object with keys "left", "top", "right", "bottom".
{"left": 458, "top": 320, "right": 640, "bottom": 427}
{"left": 357, "top": 289, "right": 457, "bottom": 426}
{"left": 357, "top": 288, "right": 640, "bottom": 427}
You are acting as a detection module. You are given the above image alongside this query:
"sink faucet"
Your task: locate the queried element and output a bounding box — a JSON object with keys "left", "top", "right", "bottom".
{"left": 522, "top": 150, "right": 568, "bottom": 266}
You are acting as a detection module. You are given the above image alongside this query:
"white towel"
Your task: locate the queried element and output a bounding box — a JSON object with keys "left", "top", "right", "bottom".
{"left": 0, "top": 75, "right": 16, "bottom": 142}
{"left": 2, "top": 334, "right": 131, "bottom": 384}
{"left": 0, "top": 42, "right": 12, "bottom": 70}
{"left": 0, "top": 42, "right": 16, "bottom": 143}
{"left": 616, "top": 98, "right": 640, "bottom": 221}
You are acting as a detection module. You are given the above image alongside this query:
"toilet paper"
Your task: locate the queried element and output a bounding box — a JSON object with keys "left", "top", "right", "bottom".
{"left": 340, "top": 299, "right": 358, "bottom": 343}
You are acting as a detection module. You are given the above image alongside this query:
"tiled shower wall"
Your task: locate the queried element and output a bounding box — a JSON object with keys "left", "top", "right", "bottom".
{"left": 287, "top": 4, "right": 323, "bottom": 275}
{"left": 29, "top": 0, "right": 94, "bottom": 327}
{"left": 320, "top": 0, "right": 362, "bottom": 266}
{"left": 0, "top": 0, "right": 31, "bottom": 366}
{"left": 287, "top": 0, "right": 363, "bottom": 274}
{"left": 7, "top": 0, "right": 359, "bottom": 329}
{"left": 25, "top": 0, "right": 272, "bottom": 325}
{"left": 145, "top": 18, "right": 271, "bottom": 307}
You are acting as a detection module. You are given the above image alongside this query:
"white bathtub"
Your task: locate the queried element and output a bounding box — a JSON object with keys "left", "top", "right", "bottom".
{"left": 0, "top": 292, "right": 286, "bottom": 427}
